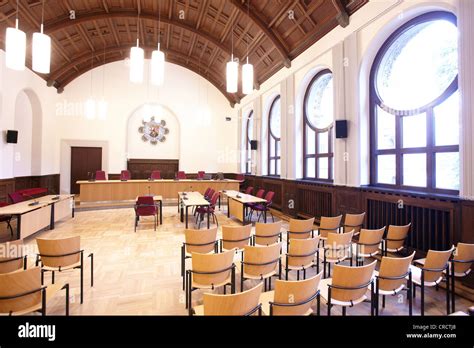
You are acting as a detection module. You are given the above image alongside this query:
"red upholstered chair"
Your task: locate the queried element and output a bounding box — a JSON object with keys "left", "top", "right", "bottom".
{"left": 176, "top": 171, "right": 187, "bottom": 180}
{"left": 196, "top": 192, "right": 220, "bottom": 228}
{"left": 250, "top": 191, "right": 275, "bottom": 223}
{"left": 0, "top": 202, "right": 13, "bottom": 237}
{"left": 244, "top": 186, "right": 254, "bottom": 195}
{"left": 197, "top": 171, "right": 205, "bottom": 180}
{"left": 95, "top": 171, "right": 107, "bottom": 181}
{"left": 150, "top": 170, "right": 161, "bottom": 180}
{"left": 203, "top": 188, "right": 212, "bottom": 199}
{"left": 120, "top": 170, "right": 131, "bottom": 181}
{"left": 236, "top": 174, "right": 245, "bottom": 183}
{"left": 8, "top": 192, "right": 24, "bottom": 204}
{"left": 134, "top": 196, "right": 158, "bottom": 232}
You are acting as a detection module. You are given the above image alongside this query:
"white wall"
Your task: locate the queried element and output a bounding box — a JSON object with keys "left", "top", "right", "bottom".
{"left": 12, "top": 91, "right": 33, "bottom": 177}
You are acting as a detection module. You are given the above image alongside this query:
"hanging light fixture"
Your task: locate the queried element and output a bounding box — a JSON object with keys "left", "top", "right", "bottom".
{"left": 5, "top": 0, "right": 26, "bottom": 71}
{"left": 130, "top": 12, "right": 144, "bottom": 83}
{"left": 226, "top": 10, "right": 238, "bottom": 93}
{"left": 85, "top": 53, "right": 96, "bottom": 120}
{"left": 32, "top": 0, "right": 51, "bottom": 74}
{"left": 151, "top": 2, "right": 165, "bottom": 86}
{"left": 98, "top": 44, "right": 108, "bottom": 120}
{"left": 242, "top": 0, "right": 254, "bottom": 95}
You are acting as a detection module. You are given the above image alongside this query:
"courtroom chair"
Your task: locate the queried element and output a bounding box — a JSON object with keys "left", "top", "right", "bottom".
{"left": 320, "top": 231, "right": 354, "bottom": 278}
{"left": 95, "top": 170, "right": 107, "bottom": 181}
{"left": 353, "top": 227, "right": 386, "bottom": 266}
{"left": 246, "top": 188, "right": 265, "bottom": 219}
{"left": 244, "top": 186, "right": 254, "bottom": 195}
{"left": 181, "top": 227, "right": 218, "bottom": 290}
{"left": 449, "top": 243, "right": 474, "bottom": 312}
{"left": 286, "top": 217, "right": 315, "bottom": 252}
{"left": 203, "top": 188, "right": 212, "bottom": 200}
{"left": 253, "top": 221, "right": 282, "bottom": 246}
{"left": 0, "top": 202, "right": 14, "bottom": 237}
{"left": 319, "top": 260, "right": 377, "bottom": 316}
{"left": 382, "top": 223, "right": 411, "bottom": 256}
{"left": 240, "top": 243, "right": 282, "bottom": 292}
{"left": 220, "top": 224, "right": 252, "bottom": 256}
{"left": 411, "top": 247, "right": 454, "bottom": 316}
{"left": 0, "top": 240, "right": 27, "bottom": 274}
{"left": 8, "top": 192, "right": 24, "bottom": 204}
{"left": 0, "top": 267, "right": 70, "bottom": 316}
{"left": 236, "top": 174, "right": 246, "bottom": 192}
{"left": 285, "top": 236, "right": 320, "bottom": 280}
{"left": 317, "top": 215, "right": 343, "bottom": 246}
{"left": 120, "top": 170, "right": 131, "bottom": 181}
{"left": 195, "top": 192, "right": 219, "bottom": 228}
{"left": 36, "top": 236, "right": 94, "bottom": 304}
{"left": 249, "top": 191, "right": 275, "bottom": 223}
{"left": 372, "top": 252, "right": 415, "bottom": 316}
{"left": 342, "top": 212, "right": 366, "bottom": 235}
{"left": 192, "top": 283, "right": 263, "bottom": 316}
{"left": 134, "top": 196, "right": 158, "bottom": 232}
{"left": 150, "top": 170, "right": 162, "bottom": 180}
{"left": 176, "top": 171, "right": 187, "bottom": 180}
{"left": 197, "top": 171, "right": 205, "bottom": 180}
{"left": 185, "top": 249, "right": 236, "bottom": 315}
{"left": 260, "top": 272, "right": 323, "bottom": 316}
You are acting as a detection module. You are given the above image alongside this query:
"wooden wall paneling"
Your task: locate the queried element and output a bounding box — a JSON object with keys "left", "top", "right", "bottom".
{"left": 0, "top": 178, "right": 15, "bottom": 203}
{"left": 127, "top": 159, "right": 179, "bottom": 179}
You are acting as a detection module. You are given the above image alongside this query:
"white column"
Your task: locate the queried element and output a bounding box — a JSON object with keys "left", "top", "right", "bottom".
{"left": 458, "top": 0, "right": 474, "bottom": 200}
{"left": 332, "top": 41, "right": 346, "bottom": 186}
{"left": 283, "top": 74, "right": 296, "bottom": 180}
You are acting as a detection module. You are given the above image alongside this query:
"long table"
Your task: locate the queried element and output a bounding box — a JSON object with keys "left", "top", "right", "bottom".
{"left": 0, "top": 195, "right": 75, "bottom": 240}
{"left": 77, "top": 179, "right": 240, "bottom": 203}
{"left": 222, "top": 190, "right": 267, "bottom": 225}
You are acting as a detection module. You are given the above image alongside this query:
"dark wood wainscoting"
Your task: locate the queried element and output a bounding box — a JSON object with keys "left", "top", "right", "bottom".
{"left": 0, "top": 174, "right": 60, "bottom": 203}
{"left": 127, "top": 159, "right": 179, "bottom": 179}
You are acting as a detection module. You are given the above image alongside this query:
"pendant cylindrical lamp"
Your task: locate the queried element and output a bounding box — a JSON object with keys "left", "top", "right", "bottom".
{"left": 32, "top": 24, "right": 51, "bottom": 74}
{"left": 151, "top": 43, "right": 165, "bottom": 86}
{"left": 6, "top": 19, "right": 26, "bottom": 71}
{"left": 226, "top": 54, "right": 238, "bottom": 93}
{"left": 130, "top": 39, "right": 144, "bottom": 83}
{"left": 242, "top": 57, "right": 254, "bottom": 95}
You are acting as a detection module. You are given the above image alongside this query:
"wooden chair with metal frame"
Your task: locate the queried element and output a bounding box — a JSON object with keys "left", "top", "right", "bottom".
{"left": 411, "top": 247, "right": 454, "bottom": 316}
{"left": 320, "top": 231, "right": 354, "bottom": 278}
{"left": 191, "top": 283, "right": 263, "bottom": 316}
{"left": 285, "top": 236, "right": 320, "bottom": 281}
{"left": 240, "top": 243, "right": 282, "bottom": 292}
{"left": 353, "top": 227, "right": 386, "bottom": 266}
{"left": 371, "top": 252, "right": 415, "bottom": 316}
{"left": 220, "top": 224, "right": 252, "bottom": 258}
{"left": 35, "top": 236, "right": 93, "bottom": 304}
{"left": 260, "top": 272, "right": 323, "bottom": 316}
{"left": 0, "top": 240, "right": 28, "bottom": 274}
{"left": 449, "top": 243, "right": 474, "bottom": 313}
{"left": 0, "top": 202, "right": 14, "bottom": 237}
{"left": 185, "top": 249, "right": 236, "bottom": 316}
{"left": 317, "top": 215, "right": 343, "bottom": 246}
{"left": 319, "top": 260, "right": 377, "bottom": 316}
{"left": 0, "top": 267, "right": 70, "bottom": 316}
{"left": 181, "top": 227, "right": 218, "bottom": 290}
{"left": 382, "top": 223, "right": 411, "bottom": 256}
{"left": 342, "top": 212, "right": 366, "bottom": 236}
{"left": 285, "top": 217, "right": 315, "bottom": 252}
{"left": 252, "top": 221, "right": 282, "bottom": 246}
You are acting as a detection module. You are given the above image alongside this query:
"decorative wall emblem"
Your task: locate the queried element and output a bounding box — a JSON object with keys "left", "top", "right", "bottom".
{"left": 138, "top": 117, "right": 169, "bottom": 145}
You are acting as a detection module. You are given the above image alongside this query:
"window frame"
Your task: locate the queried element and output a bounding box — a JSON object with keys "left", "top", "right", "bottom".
{"left": 245, "top": 110, "right": 254, "bottom": 174}
{"left": 303, "top": 69, "right": 334, "bottom": 182}
{"left": 369, "top": 11, "right": 459, "bottom": 195}
{"left": 267, "top": 95, "right": 281, "bottom": 177}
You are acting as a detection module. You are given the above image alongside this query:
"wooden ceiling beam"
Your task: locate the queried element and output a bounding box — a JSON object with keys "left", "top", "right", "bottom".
{"left": 332, "top": 0, "right": 350, "bottom": 28}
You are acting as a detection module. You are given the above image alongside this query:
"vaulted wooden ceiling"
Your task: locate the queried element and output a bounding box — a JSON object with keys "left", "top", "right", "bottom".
{"left": 0, "top": 0, "right": 367, "bottom": 106}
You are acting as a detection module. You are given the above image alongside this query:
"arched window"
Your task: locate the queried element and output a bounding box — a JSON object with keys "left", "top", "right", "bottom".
{"left": 370, "top": 11, "right": 459, "bottom": 193}
{"left": 268, "top": 96, "right": 281, "bottom": 176}
{"left": 246, "top": 111, "right": 254, "bottom": 174}
{"left": 303, "top": 69, "right": 334, "bottom": 180}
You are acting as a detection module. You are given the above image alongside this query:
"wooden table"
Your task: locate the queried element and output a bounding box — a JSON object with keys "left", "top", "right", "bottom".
{"left": 222, "top": 190, "right": 267, "bottom": 225}
{"left": 135, "top": 195, "right": 163, "bottom": 225}
{"left": 0, "top": 195, "right": 75, "bottom": 240}
{"left": 77, "top": 179, "right": 239, "bottom": 203}
{"left": 178, "top": 192, "right": 210, "bottom": 229}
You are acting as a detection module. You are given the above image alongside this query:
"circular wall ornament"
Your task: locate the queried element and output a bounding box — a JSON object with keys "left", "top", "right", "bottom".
{"left": 138, "top": 116, "right": 169, "bottom": 145}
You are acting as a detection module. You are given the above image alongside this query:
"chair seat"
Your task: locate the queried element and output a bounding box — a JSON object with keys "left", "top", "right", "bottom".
{"left": 286, "top": 260, "right": 315, "bottom": 270}
{"left": 242, "top": 269, "right": 277, "bottom": 281}
{"left": 415, "top": 258, "right": 469, "bottom": 277}
{"left": 369, "top": 270, "right": 405, "bottom": 295}
{"left": 192, "top": 304, "right": 204, "bottom": 316}
{"left": 259, "top": 290, "right": 313, "bottom": 316}
{"left": 352, "top": 243, "right": 380, "bottom": 258}
{"left": 196, "top": 206, "right": 215, "bottom": 214}
{"left": 192, "top": 275, "right": 232, "bottom": 290}
{"left": 251, "top": 204, "right": 268, "bottom": 211}
{"left": 319, "top": 278, "right": 367, "bottom": 307}
{"left": 319, "top": 248, "right": 350, "bottom": 263}
{"left": 408, "top": 265, "right": 443, "bottom": 287}
{"left": 42, "top": 262, "right": 81, "bottom": 272}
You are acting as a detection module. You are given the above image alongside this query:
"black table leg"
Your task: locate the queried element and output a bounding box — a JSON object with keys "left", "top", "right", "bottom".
{"left": 159, "top": 201, "right": 163, "bottom": 225}
{"left": 50, "top": 204, "right": 55, "bottom": 230}
{"left": 218, "top": 196, "right": 221, "bottom": 210}
{"left": 185, "top": 206, "right": 189, "bottom": 229}
{"left": 227, "top": 198, "right": 231, "bottom": 218}
{"left": 16, "top": 215, "right": 21, "bottom": 240}
{"left": 207, "top": 209, "right": 210, "bottom": 229}
{"left": 264, "top": 208, "right": 267, "bottom": 223}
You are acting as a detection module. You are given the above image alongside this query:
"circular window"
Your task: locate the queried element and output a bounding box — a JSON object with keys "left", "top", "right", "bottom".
{"left": 305, "top": 71, "right": 334, "bottom": 130}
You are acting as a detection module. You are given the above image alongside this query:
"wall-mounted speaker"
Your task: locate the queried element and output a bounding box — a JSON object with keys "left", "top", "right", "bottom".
{"left": 335, "top": 120, "right": 348, "bottom": 139}
{"left": 250, "top": 140, "right": 258, "bottom": 150}
{"left": 6, "top": 130, "right": 18, "bottom": 144}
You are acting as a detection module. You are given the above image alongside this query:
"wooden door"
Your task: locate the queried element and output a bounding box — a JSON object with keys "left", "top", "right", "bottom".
{"left": 70, "top": 147, "right": 102, "bottom": 194}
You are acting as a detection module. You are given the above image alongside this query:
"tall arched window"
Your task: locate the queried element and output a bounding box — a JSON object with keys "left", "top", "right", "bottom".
{"left": 303, "top": 69, "right": 334, "bottom": 180}
{"left": 370, "top": 12, "right": 459, "bottom": 193}
{"left": 246, "top": 111, "right": 254, "bottom": 174}
{"left": 268, "top": 96, "right": 281, "bottom": 176}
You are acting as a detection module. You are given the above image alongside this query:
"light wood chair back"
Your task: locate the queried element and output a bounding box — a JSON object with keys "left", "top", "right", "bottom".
{"left": 319, "top": 215, "right": 343, "bottom": 238}
{"left": 358, "top": 227, "right": 385, "bottom": 255}
{"left": 222, "top": 225, "right": 252, "bottom": 251}
{"left": 332, "top": 260, "right": 376, "bottom": 302}
{"left": 0, "top": 240, "right": 25, "bottom": 274}
{"left": 243, "top": 243, "right": 281, "bottom": 278}
{"left": 203, "top": 283, "right": 263, "bottom": 316}
{"left": 378, "top": 252, "right": 415, "bottom": 292}
{"left": 255, "top": 221, "right": 282, "bottom": 246}
{"left": 191, "top": 249, "right": 234, "bottom": 286}
{"left": 325, "top": 231, "right": 353, "bottom": 260}
{"left": 288, "top": 218, "right": 315, "bottom": 240}
{"left": 453, "top": 243, "right": 474, "bottom": 275}
{"left": 386, "top": 223, "right": 411, "bottom": 251}
{"left": 272, "top": 272, "right": 322, "bottom": 315}
{"left": 343, "top": 212, "right": 366, "bottom": 233}
{"left": 0, "top": 267, "right": 41, "bottom": 314}
{"left": 36, "top": 236, "right": 81, "bottom": 268}
{"left": 424, "top": 248, "right": 454, "bottom": 283}
{"left": 288, "top": 237, "right": 320, "bottom": 268}
{"left": 184, "top": 227, "right": 217, "bottom": 254}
